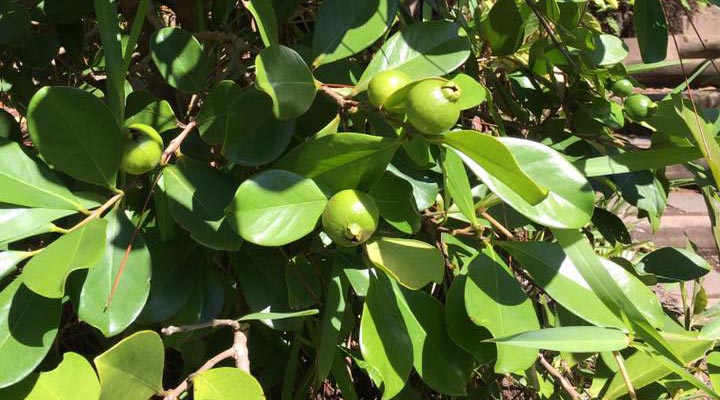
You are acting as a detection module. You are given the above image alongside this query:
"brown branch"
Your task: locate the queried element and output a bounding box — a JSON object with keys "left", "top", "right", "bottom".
{"left": 161, "top": 120, "right": 198, "bottom": 165}
{"left": 162, "top": 319, "right": 250, "bottom": 400}
{"left": 319, "top": 84, "right": 358, "bottom": 109}
{"left": 480, "top": 211, "right": 515, "bottom": 240}
{"left": 70, "top": 192, "right": 124, "bottom": 231}
{"left": 539, "top": 354, "right": 581, "bottom": 400}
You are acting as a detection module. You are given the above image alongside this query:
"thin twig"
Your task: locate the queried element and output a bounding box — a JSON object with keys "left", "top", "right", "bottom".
{"left": 613, "top": 351, "right": 637, "bottom": 400}
{"left": 70, "top": 192, "right": 124, "bottom": 232}
{"left": 319, "top": 84, "right": 358, "bottom": 109}
{"left": 539, "top": 354, "right": 581, "bottom": 400}
{"left": 480, "top": 211, "right": 515, "bottom": 240}
{"left": 162, "top": 319, "right": 241, "bottom": 335}
{"left": 161, "top": 120, "right": 198, "bottom": 165}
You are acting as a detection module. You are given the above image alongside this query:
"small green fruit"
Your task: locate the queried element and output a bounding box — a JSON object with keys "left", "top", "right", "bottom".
{"left": 611, "top": 79, "right": 634, "bottom": 97}
{"left": 368, "top": 69, "right": 412, "bottom": 113}
{"left": 322, "top": 189, "right": 379, "bottom": 247}
{"left": 406, "top": 79, "right": 461, "bottom": 135}
{"left": 623, "top": 93, "right": 656, "bottom": 120}
{"left": 120, "top": 123, "right": 164, "bottom": 175}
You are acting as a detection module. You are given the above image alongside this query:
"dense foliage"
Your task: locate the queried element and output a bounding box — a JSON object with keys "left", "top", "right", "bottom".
{"left": 2, "top": 0, "right": 720, "bottom": 399}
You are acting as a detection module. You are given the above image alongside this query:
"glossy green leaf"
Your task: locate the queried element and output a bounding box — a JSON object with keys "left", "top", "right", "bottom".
{"left": 365, "top": 237, "right": 444, "bottom": 290}
{"left": 503, "top": 241, "right": 665, "bottom": 329}
{"left": 0, "top": 2, "right": 30, "bottom": 45}
{"left": 238, "top": 309, "right": 319, "bottom": 321}
{"left": 0, "top": 138, "right": 85, "bottom": 211}
{"left": 360, "top": 272, "right": 413, "bottom": 399}
{"left": 369, "top": 172, "right": 421, "bottom": 234}
{"left": 94, "top": 330, "right": 164, "bottom": 400}
{"left": 22, "top": 219, "right": 107, "bottom": 299}
{"left": 197, "top": 81, "right": 294, "bottom": 166}
{"left": 355, "top": 21, "right": 471, "bottom": 92}
{"left": 312, "top": 0, "right": 398, "bottom": 66}
{"left": 226, "top": 169, "right": 327, "bottom": 246}
{"left": 442, "top": 131, "right": 548, "bottom": 206}
{"left": 397, "top": 287, "right": 473, "bottom": 395}
{"left": 241, "top": 0, "right": 278, "bottom": 47}
{"left": 124, "top": 91, "right": 177, "bottom": 134}
{"left": 445, "top": 276, "right": 496, "bottom": 364}
{"left": 587, "top": 34, "right": 628, "bottom": 66}
{"left": 443, "top": 149, "right": 478, "bottom": 227}
{"left": 137, "top": 240, "right": 203, "bottom": 324}
{"left": 491, "top": 327, "right": 629, "bottom": 352}
{"left": 20, "top": 352, "right": 100, "bottom": 400}
{"left": 465, "top": 247, "right": 540, "bottom": 374}
{"left": 163, "top": 157, "right": 242, "bottom": 251}
{"left": 27, "top": 86, "right": 122, "bottom": 188}
{"left": 464, "top": 136, "right": 594, "bottom": 228}
{"left": 387, "top": 163, "right": 439, "bottom": 211}
{"left": 150, "top": 27, "right": 207, "bottom": 93}
{"left": 317, "top": 266, "right": 347, "bottom": 384}
{"left": 0, "top": 251, "right": 33, "bottom": 281}
{"left": 0, "top": 280, "right": 60, "bottom": 388}
{"left": 194, "top": 367, "right": 264, "bottom": 400}
{"left": 634, "top": 0, "right": 668, "bottom": 63}
{"left": 0, "top": 205, "right": 74, "bottom": 245}
{"left": 79, "top": 207, "right": 151, "bottom": 337}
{"left": 482, "top": 0, "right": 525, "bottom": 56}
{"left": 275, "top": 132, "right": 400, "bottom": 192}
{"left": 451, "top": 73, "right": 487, "bottom": 110}
{"left": 577, "top": 145, "right": 702, "bottom": 177}
{"left": 255, "top": 45, "right": 317, "bottom": 120}
{"left": 638, "top": 247, "right": 711, "bottom": 282}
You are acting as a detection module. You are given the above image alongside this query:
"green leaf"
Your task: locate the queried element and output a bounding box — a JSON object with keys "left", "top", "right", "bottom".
{"left": 19, "top": 352, "right": 100, "bottom": 400}
{"left": 285, "top": 255, "right": 322, "bottom": 309}
{"left": 79, "top": 207, "right": 151, "bottom": 337}
{"left": 0, "top": 280, "right": 60, "bottom": 388}
{"left": 442, "top": 131, "right": 548, "bottom": 206}
{"left": 27, "top": 86, "right": 122, "bottom": 188}
{"left": 275, "top": 132, "right": 400, "bottom": 192}
{"left": 587, "top": 33, "right": 628, "bottom": 66}
{"left": 238, "top": 309, "right": 319, "bottom": 321}
{"left": 443, "top": 148, "right": 478, "bottom": 227}
{"left": 355, "top": 21, "right": 471, "bottom": 92}
{"left": 482, "top": 0, "right": 525, "bottom": 56}
{"left": 124, "top": 91, "right": 177, "bottom": 134}
{"left": 94, "top": 330, "right": 164, "bottom": 400}
{"left": 137, "top": 240, "right": 203, "bottom": 324}
{"left": 197, "top": 81, "right": 294, "bottom": 166}
{"left": 576, "top": 145, "right": 702, "bottom": 177}
{"left": 93, "top": 0, "right": 124, "bottom": 123}
{"left": 397, "top": 287, "right": 473, "bottom": 395}
{"left": 0, "top": 2, "right": 30, "bottom": 45}
{"left": 0, "top": 251, "right": 33, "bottom": 281}
{"left": 255, "top": 45, "right": 317, "bottom": 120}
{"left": 463, "top": 136, "right": 594, "bottom": 229}
{"left": 0, "top": 138, "right": 84, "bottom": 211}
{"left": 451, "top": 73, "right": 487, "bottom": 110}
{"left": 163, "top": 157, "right": 242, "bottom": 251}
{"left": 638, "top": 247, "right": 711, "bottom": 282}
{"left": 150, "top": 27, "right": 207, "bottom": 93}
{"left": 317, "top": 266, "right": 347, "bottom": 384}
{"left": 226, "top": 169, "right": 327, "bottom": 246}
{"left": 464, "top": 246, "right": 540, "bottom": 374}
{"left": 22, "top": 219, "right": 107, "bottom": 299}
{"left": 502, "top": 241, "right": 665, "bottom": 329}
{"left": 193, "top": 367, "right": 265, "bottom": 400}
{"left": 491, "top": 327, "right": 630, "bottom": 352}
{"left": 0, "top": 109, "right": 21, "bottom": 140}
{"left": 633, "top": 0, "right": 668, "bottom": 63}
{"left": 0, "top": 205, "right": 74, "bottom": 245}
{"left": 369, "top": 172, "right": 421, "bottom": 234}
{"left": 312, "top": 0, "right": 398, "bottom": 66}
{"left": 360, "top": 271, "right": 413, "bottom": 399}
{"left": 241, "top": 0, "right": 279, "bottom": 47}
{"left": 445, "top": 276, "right": 496, "bottom": 364}
{"left": 365, "top": 237, "right": 444, "bottom": 290}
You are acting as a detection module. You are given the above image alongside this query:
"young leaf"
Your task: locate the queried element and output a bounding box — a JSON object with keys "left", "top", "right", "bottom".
{"left": 150, "top": 27, "right": 207, "bottom": 93}
{"left": 225, "top": 169, "right": 327, "bottom": 246}
{"left": 355, "top": 21, "right": 471, "bottom": 92}
{"left": 163, "top": 157, "right": 242, "bottom": 251}
{"left": 464, "top": 246, "right": 540, "bottom": 374}
{"left": 27, "top": 86, "right": 122, "bottom": 188}
{"left": 255, "top": 45, "right": 317, "bottom": 120}
{"left": 365, "top": 237, "right": 444, "bottom": 290}
{"left": 0, "top": 280, "right": 61, "bottom": 388}
{"left": 13, "top": 352, "right": 99, "bottom": 400}
{"left": 312, "top": 0, "right": 398, "bottom": 66}
{"left": 194, "top": 367, "right": 264, "bottom": 400}
{"left": 79, "top": 207, "right": 151, "bottom": 337}
{"left": 94, "top": 330, "right": 164, "bottom": 400}
{"left": 22, "top": 219, "right": 107, "bottom": 299}
{"left": 490, "top": 327, "right": 630, "bottom": 353}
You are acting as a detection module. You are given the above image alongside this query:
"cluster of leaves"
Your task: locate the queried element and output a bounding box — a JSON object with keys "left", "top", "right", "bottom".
{"left": 2, "top": 0, "right": 720, "bottom": 399}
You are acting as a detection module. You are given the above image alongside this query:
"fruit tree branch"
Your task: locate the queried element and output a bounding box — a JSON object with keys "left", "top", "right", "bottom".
{"left": 539, "top": 354, "right": 581, "bottom": 400}
{"left": 161, "top": 120, "right": 198, "bottom": 165}
{"left": 319, "top": 84, "right": 358, "bottom": 109}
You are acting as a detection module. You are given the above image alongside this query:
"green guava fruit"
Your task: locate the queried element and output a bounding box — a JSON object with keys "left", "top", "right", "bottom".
{"left": 623, "top": 93, "right": 657, "bottom": 120}
{"left": 322, "top": 189, "right": 379, "bottom": 247}
{"left": 368, "top": 69, "right": 412, "bottom": 115}
{"left": 406, "top": 78, "right": 461, "bottom": 135}
{"left": 611, "top": 79, "right": 634, "bottom": 97}
{"left": 120, "top": 123, "right": 164, "bottom": 175}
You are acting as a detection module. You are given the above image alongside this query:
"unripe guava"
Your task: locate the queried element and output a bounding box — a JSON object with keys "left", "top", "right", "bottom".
{"left": 623, "top": 93, "right": 656, "bottom": 121}
{"left": 406, "top": 79, "right": 461, "bottom": 135}
{"left": 611, "top": 79, "right": 634, "bottom": 97}
{"left": 322, "top": 189, "right": 379, "bottom": 247}
{"left": 368, "top": 69, "right": 412, "bottom": 115}
{"left": 120, "top": 123, "right": 164, "bottom": 175}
